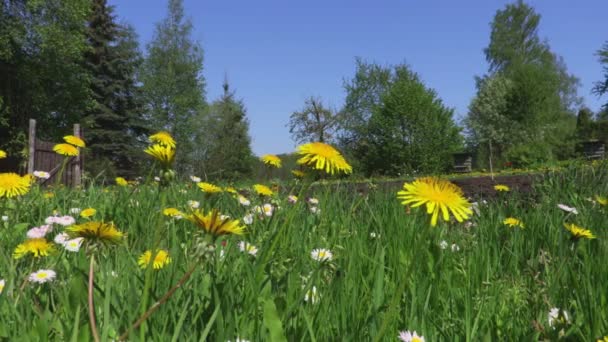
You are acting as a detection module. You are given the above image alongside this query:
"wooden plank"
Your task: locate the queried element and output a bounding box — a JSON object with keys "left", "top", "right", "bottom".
{"left": 28, "top": 119, "right": 36, "bottom": 174}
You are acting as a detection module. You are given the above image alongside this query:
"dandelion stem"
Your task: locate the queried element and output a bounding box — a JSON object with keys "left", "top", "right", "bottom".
{"left": 118, "top": 263, "right": 198, "bottom": 341}
{"left": 88, "top": 255, "right": 100, "bottom": 342}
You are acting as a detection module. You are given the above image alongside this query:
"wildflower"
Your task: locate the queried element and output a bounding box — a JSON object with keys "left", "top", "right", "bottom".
{"left": 451, "top": 244, "right": 460, "bottom": 252}
{"left": 308, "top": 197, "right": 319, "bottom": 205}
{"left": 189, "top": 175, "right": 201, "bottom": 183}
{"left": 398, "top": 330, "right": 425, "bottom": 342}
{"left": 80, "top": 208, "right": 96, "bottom": 218}
{"left": 596, "top": 195, "right": 607, "bottom": 206}
{"left": 260, "top": 154, "right": 282, "bottom": 168}
{"left": 564, "top": 223, "right": 595, "bottom": 240}
{"left": 116, "top": 177, "right": 128, "bottom": 186}
{"left": 63, "top": 135, "right": 85, "bottom": 148}
{"left": 1, "top": 215, "right": 7, "bottom": 222}
{"left": 0, "top": 279, "right": 4, "bottom": 294}
{"left": 53, "top": 143, "right": 79, "bottom": 156}
{"left": 13, "top": 238, "right": 55, "bottom": 259}
{"left": 54, "top": 232, "right": 70, "bottom": 245}
{"left": 238, "top": 241, "right": 258, "bottom": 257}
{"left": 163, "top": 208, "right": 184, "bottom": 219}
{"left": 197, "top": 182, "right": 223, "bottom": 193}
{"left": 557, "top": 204, "right": 578, "bottom": 215}
{"left": 144, "top": 144, "right": 175, "bottom": 168}
{"left": 494, "top": 184, "right": 510, "bottom": 192}
{"left": 296, "top": 142, "right": 352, "bottom": 175}
{"left": 243, "top": 213, "right": 254, "bottom": 225}
{"left": 287, "top": 195, "right": 298, "bottom": 204}
{"left": 29, "top": 269, "right": 56, "bottom": 284}
{"left": 311, "top": 248, "right": 333, "bottom": 262}
{"left": 253, "top": 184, "right": 273, "bottom": 196}
{"left": 310, "top": 206, "right": 320, "bottom": 214}
{"left": 503, "top": 217, "right": 524, "bottom": 229}
{"left": 187, "top": 200, "right": 200, "bottom": 209}
{"left": 33, "top": 171, "right": 50, "bottom": 179}
{"left": 238, "top": 195, "right": 251, "bottom": 206}
{"left": 149, "top": 131, "right": 176, "bottom": 147}
{"left": 64, "top": 238, "right": 83, "bottom": 252}
{"left": 26, "top": 225, "right": 52, "bottom": 239}
{"left": 138, "top": 249, "right": 171, "bottom": 270}
{"left": 0, "top": 150, "right": 5, "bottom": 158}
{"left": 291, "top": 170, "right": 305, "bottom": 178}
{"left": 66, "top": 221, "right": 124, "bottom": 246}
{"left": 304, "top": 286, "right": 319, "bottom": 304}
{"left": 397, "top": 177, "right": 472, "bottom": 227}
{"left": 154, "top": 176, "right": 161, "bottom": 182}
{"left": 439, "top": 240, "right": 448, "bottom": 249}
{"left": 262, "top": 203, "right": 274, "bottom": 217}
{"left": 548, "top": 307, "right": 570, "bottom": 327}
{"left": 55, "top": 215, "right": 75, "bottom": 226}
{"left": 70, "top": 208, "right": 81, "bottom": 215}
{"left": 187, "top": 209, "right": 245, "bottom": 237}
{"left": 0, "top": 172, "right": 31, "bottom": 198}
{"left": 225, "top": 186, "right": 237, "bottom": 194}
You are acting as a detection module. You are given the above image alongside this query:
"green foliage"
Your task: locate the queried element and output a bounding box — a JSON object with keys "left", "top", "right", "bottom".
{"left": 288, "top": 97, "right": 339, "bottom": 144}
{"left": 593, "top": 41, "right": 608, "bottom": 110}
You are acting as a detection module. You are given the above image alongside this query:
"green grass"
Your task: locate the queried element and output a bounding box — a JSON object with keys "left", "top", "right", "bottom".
{"left": 1, "top": 161, "right": 607, "bottom": 341}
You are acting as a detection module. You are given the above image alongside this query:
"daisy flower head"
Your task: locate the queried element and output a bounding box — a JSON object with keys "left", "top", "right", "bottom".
{"left": 54, "top": 232, "right": 70, "bottom": 245}
{"left": 397, "top": 177, "right": 472, "bottom": 227}
{"left": 310, "top": 206, "right": 320, "bottom": 214}
{"left": 66, "top": 221, "right": 124, "bottom": 246}
{"left": 55, "top": 215, "right": 76, "bottom": 226}
{"left": 260, "top": 154, "right": 282, "bottom": 168}
{"left": 149, "top": 131, "right": 176, "bottom": 148}
{"left": 557, "top": 204, "right": 578, "bottom": 215}
{"left": 503, "top": 217, "right": 524, "bottom": 229}
{"left": 26, "top": 225, "right": 53, "bottom": 239}
{"left": 296, "top": 142, "right": 352, "bottom": 175}
{"left": 115, "top": 177, "right": 128, "bottom": 186}
{"left": 304, "top": 286, "right": 319, "bottom": 304}
{"left": 494, "top": 184, "right": 510, "bottom": 192}
{"left": 144, "top": 144, "right": 175, "bottom": 168}
{"left": 29, "top": 269, "right": 56, "bottom": 284}
{"left": 53, "top": 143, "right": 79, "bottom": 156}
{"left": 564, "top": 223, "right": 595, "bottom": 240}
{"left": 238, "top": 195, "right": 251, "bottom": 206}
{"left": 439, "top": 240, "right": 448, "bottom": 250}
{"left": 64, "top": 238, "right": 83, "bottom": 252}
{"left": 0, "top": 279, "right": 4, "bottom": 294}
{"left": 311, "top": 248, "right": 333, "bottom": 262}
{"left": 33, "top": 171, "right": 50, "bottom": 179}
{"left": 238, "top": 241, "right": 258, "bottom": 257}
{"left": 398, "top": 330, "right": 425, "bottom": 342}
{"left": 548, "top": 307, "right": 570, "bottom": 328}
{"left": 138, "top": 249, "right": 171, "bottom": 270}
{"left": 307, "top": 197, "right": 319, "bottom": 205}
{"left": 197, "top": 182, "right": 223, "bottom": 194}
{"left": 187, "top": 200, "right": 200, "bottom": 209}
{"left": 187, "top": 209, "right": 245, "bottom": 237}
{"left": 287, "top": 195, "right": 298, "bottom": 204}
{"left": 451, "top": 243, "right": 460, "bottom": 252}
{"left": 80, "top": 208, "right": 97, "bottom": 218}
{"left": 13, "top": 238, "right": 55, "bottom": 259}
{"left": 63, "top": 135, "right": 85, "bottom": 148}
{"left": 253, "top": 184, "right": 273, "bottom": 197}
{"left": 243, "top": 213, "right": 254, "bottom": 225}
{"left": 0, "top": 172, "right": 31, "bottom": 198}
{"left": 262, "top": 203, "right": 274, "bottom": 217}
{"left": 189, "top": 175, "right": 201, "bottom": 183}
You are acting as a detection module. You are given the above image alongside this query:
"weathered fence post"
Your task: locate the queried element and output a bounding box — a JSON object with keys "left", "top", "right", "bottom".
{"left": 73, "top": 124, "right": 82, "bottom": 187}
{"left": 28, "top": 119, "right": 36, "bottom": 174}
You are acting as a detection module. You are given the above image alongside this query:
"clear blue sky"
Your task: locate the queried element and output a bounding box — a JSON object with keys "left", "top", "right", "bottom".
{"left": 109, "top": 0, "right": 607, "bottom": 156}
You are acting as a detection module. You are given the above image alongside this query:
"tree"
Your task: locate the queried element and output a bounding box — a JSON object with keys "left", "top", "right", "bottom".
{"left": 575, "top": 107, "right": 594, "bottom": 141}
{"left": 0, "top": 0, "right": 91, "bottom": 158}
{"left": 200, "top": 81, "right": 254, "bottom": 180}
{"left": 288, "top": 97, "right": 339, "bottom": 144}
{"left": 140, "top": 0, "right": 206, "bottom": 174}
{"left": 83, "top": 0, "right": 147, "bottom": 178}
{"left": 593, "top": 42, "right": 608, "bottom": 110}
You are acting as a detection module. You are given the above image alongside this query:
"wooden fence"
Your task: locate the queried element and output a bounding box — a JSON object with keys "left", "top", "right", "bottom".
{"left": 27, "top": 119, "right": 83, "bottom": 187}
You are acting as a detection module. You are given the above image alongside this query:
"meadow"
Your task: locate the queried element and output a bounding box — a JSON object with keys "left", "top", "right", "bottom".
{"left": 0, "top": 137, "right": 607, "bottom": 342}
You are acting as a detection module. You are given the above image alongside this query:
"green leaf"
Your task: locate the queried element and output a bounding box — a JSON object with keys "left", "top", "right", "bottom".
{"left": 263, "top": 298, "right": 287, "bottom": 342}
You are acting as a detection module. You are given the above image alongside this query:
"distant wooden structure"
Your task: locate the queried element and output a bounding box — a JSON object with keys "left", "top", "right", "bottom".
{"left": 581, "top": 140, "right": 605, "bottom": 160}
{"left": 453, "top": 152, "right": 473, "bottom": 173}
{"left": 27, "top": 119, "right": 83, "bottom": 186}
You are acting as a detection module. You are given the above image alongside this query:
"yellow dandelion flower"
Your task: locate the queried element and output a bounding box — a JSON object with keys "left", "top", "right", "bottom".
{"left": 564, "top": 223, "right": 595, "bottom": 240}
{"left": 116, "top": 177, "right": 128, "bottom": 186}
{"left": 253, "top": 184, "right": 274, "bottom": 196}
{"left": 261, "top": 154, "right": 282, "bottom": 168}
{"left": 596, "top": 336, "right": 608, "bottom": 342}
{"left": 494, "top": 184, "right": 510, "bottom": 192}
{"left": 53, "top": 143, "right": 79, "bottom": 156}
{"left": 163, "top": 207, "right": 184, "bottom": 218}
{"left": 197, "top": 182, "right": 223, "bottom": 193}
{"left": 224, "top": 186, "right": 237, "bottom": 194}
{"left": 149, "top": 131, "right": 176, "bottom": 148}
{"left": 187, "top": 209, "right": 245, "bottom": 236}
{"left": 138, "top": 249, "right": 171, "bottom": 270}
{"left": 144, "top": 144, "right": 175, "bottom": 168}
{"left": 63, "top": 135, "right": 86, "bottom": 148}
{"left": 397, "top": 177, "right": 473, "bottom": 227}
{"left": 596, "top": 195, "right": 607, "bottom": 206}
{"left": 0, "top": 150, "right": 6, "bottom": 159}
{"left": 13, "top": 238, "right": 55, "bottom": 259}
{"left": 503, "top": 217, "right": 524, "bottom": 229}
{"left": 67, "top": 221, "right": 124, "bottom": 246}
{"left": 296, "top": 142, "right": 352, "bottom": 175}
{"left": 0, "top": 173, "right": 31, "bottom": 198}
{"left": 291, "top": 170, "right": 305, "bottom": 178}
{"left": 80, "top": 208, "right": 97, "bottom": 218}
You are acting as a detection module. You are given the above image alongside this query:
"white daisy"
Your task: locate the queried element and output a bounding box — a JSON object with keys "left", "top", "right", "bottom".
{"left": 451, "top": 244, "right": 460, "bottom": 252}
{"left": 187, "top": 200, "right": 200, "bottom": 209}
{"left": 262, "top": 203, "right": 274, "bottom": 217}
{"left": 311, "top": 248, "right": 333, "bottom": 262}
{"left": 54, "top": 232, "right": 70, "bottom": 245}
{"left": 69, "top": 208, "right": 81, "bottom": 215}
{"left": 33, "top": 171, "right": 51, "bottom": 179}
{"left": 310, "top": 206, "right": 320, "bottom": 214}
{"left": 64, "top": 238, "right": 83, "bottom": 252}
{"left": 307, "top": 197, "right": 319, "bottom": 205}
{"left": 26, "top": 225, "right": 53, "bottom": 239}
{"left": 1, "top": 215, "right": 7, "bottom": 222}
{"left": 29, "top": 269, "right": 56, "bottom": 284}
{"left": 0, "top": 279, "right": 5, "bottom": 294}
{"left": 189, "top": 175, "right": 201, "bottom": 183}
{"left": 243, "top": 214, "right": 254, "bottom": 225}
{"left": 238, "top": 241, "right": 258, "bottom": 257}
{"left": 238, "top": 195, "right": 251, "bottom": 206}
{"left": 439, "top": 240, "right": 448, "bottom": 250}
{"left": 548, "top": 307, "right": 570, "bottom": 327}
{"left": 398, "top": 330, "right": 425, "bottom": 342}
{"left": 287, "top": 195, "right": 298, "bottom": 204}
{"left": 55, "top": 216, "right": 75, "bottom": 226}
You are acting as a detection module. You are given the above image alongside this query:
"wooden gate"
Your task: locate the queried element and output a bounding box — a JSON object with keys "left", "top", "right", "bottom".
{"left": 27, "top": 119, "right": 83, "bottom": 187}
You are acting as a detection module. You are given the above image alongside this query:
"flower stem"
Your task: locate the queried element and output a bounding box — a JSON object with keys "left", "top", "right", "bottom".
{"left": 118, "top": 263, "right": 198, "bottom": 341}
{"left": 88, "top": 254, "right": 100, "bottom": 342}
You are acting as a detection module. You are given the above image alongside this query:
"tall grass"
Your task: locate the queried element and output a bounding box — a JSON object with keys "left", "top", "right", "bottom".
{"left": 0, "top": 161, "right": 607, "bottom": 341}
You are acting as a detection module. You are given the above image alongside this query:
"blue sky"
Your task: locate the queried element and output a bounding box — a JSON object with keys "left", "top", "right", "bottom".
{"left": 109, "top": 0, "right": 607, "bottom": 155}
